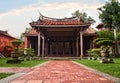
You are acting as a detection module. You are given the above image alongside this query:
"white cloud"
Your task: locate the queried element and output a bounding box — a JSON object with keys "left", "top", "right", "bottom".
{"left": 0, "top": 2, "right": 104, "bottom": 37}
{"left": 0, "top": 2, "right": 103, "bottom": 17}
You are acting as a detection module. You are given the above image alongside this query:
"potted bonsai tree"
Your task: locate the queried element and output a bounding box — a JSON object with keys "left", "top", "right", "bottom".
{"left": 94, "top": 38, "right": 113, "bottom": 63}
{"left": 87, "top": 48, "right": 101, "bottom": 60}
{"left": 9, "top": 40, "right": 22, "bottom": 63}
{"left": 24, "top": 48, "right": 35, "bottom": 61}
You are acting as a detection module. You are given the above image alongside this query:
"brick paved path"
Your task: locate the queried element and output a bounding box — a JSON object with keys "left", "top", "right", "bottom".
{"left": 10, "top": 61, "right": 112, "bottom": 83}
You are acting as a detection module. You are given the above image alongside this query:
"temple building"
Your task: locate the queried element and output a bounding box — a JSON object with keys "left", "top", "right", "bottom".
{"left": 24, "top": 14, "right": 95, "bottom": 57}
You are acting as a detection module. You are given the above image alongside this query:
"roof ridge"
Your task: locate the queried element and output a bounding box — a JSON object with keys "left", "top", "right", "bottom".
{"left": 38, "top": 14, "right": 80, "bottom": 22}
{"left": 0, "top": 30, "right": 15, "bottom": 39}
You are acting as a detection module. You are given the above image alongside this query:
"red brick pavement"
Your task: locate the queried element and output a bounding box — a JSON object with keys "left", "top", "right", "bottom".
{"left": 10, "top": 61, "right": 113, "bottom": 83}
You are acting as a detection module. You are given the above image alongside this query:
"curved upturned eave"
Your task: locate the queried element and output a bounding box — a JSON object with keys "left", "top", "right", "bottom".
{"left": 29, "top": 23, "right": 91, "bottom": 28}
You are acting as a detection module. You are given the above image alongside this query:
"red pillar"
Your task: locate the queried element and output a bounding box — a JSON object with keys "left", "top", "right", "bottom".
{"left": 24, "top": 36, "right": 28, "bottom": 48}
{"left": 38, "top": 31, "right": 41, "bottom": 57}
{"left": 80, "top": 31, "right": 83, "bottom": 58}
{"left": 42, "top": 37, "right": 45, "bottom": 57}
{"left": 76, "top": 36, "right": 79, "bottom": 56}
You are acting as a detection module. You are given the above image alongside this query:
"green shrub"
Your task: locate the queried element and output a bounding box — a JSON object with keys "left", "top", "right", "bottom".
{"left": 11, "top": 40, "right": 22, "bottom": 48}
{"left": 93, "top": 38, "right": 112, "bottom": 46}
{"left": 24, "top": 48, "right": 35, "bottom": 61}
{"left": 24, "top": 48, "right": 35, "bottom": 57}
{"left": 117, "top": 32, "right": 120, "bottom": 40}
{"left": 96, "top": 30, "right": 114, "bottom": 40}
{"left": 18, "top": 48, "right": 24, "bottom": 57}
{"left": 87, "top": 48, "right": 101, "bottom": 57}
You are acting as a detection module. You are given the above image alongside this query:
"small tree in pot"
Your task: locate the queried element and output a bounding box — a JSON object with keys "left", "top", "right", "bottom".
{"left": 7, "top": 40, "right": 22, "bottom": 63}
{"left": 94, "top": 38, "right": 113, "bottom": 63}
{"left": 87, "top": 48, "right": 101, "bottom": 60}
{"left": 24, "top": 48, "right": 35, "bottom": 61}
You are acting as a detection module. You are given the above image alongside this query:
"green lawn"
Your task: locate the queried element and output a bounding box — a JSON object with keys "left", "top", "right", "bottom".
{"left": 0, "top": 73, "right": 14, "bottom": 79}
{"left": 74, "top": 58, "right": 120, "bottom": 78}
{"left": 0, "top": 58, "right": 47, "bottom": 67}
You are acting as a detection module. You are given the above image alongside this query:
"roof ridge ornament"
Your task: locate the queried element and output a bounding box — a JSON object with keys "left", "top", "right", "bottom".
{"left": 31, "top": 18, "right": 34, "bottom": 22}
{"left": 36, "top": 12, "right": 81, "bottom": 22}
{"left": 37, "top": 10, "right": 43, "bottom": 20}
{"left": 41, "top": 16, "right": 80, "bottom": 22}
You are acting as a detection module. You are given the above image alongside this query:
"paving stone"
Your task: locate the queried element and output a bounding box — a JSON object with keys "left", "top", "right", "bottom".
{"left": 9, "top": 61, "right": 113, "bottom": 83}
{"left": 61, "top": 80, "right": 78, "bottom": 83}
{"left": 44, "top": 80, "right": 60, "bottom": 83}
{"left": 27, "top": 80, "right": 43, "bottom": 83}
{"left": 10, "top": 80, "right": 26, "bottom": 83}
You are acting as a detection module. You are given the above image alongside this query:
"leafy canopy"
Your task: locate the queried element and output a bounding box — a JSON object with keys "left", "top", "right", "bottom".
{"left": 117, "top": 32, "right": 120, "bottom": 40}
{"left": 97, "top": 30, "right": 114, "bottom": 40}
{"left": 93, "top": 38, "right": 112, "bottom": 46}
{"left": 98, "top": 0, "right": 120, "bottom": 29}
{"left": 94, "top": 30, "right": 114, "bottom": 46}
{"left": 72, "top": 10, "right": 95, "bottom": 23}
{"left": 11, "top": 40, "right": 23, "bottom": 48}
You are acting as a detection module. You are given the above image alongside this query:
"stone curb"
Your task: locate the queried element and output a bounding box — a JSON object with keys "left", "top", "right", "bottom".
{"left": 72, "top": 61, "right": 120, "bottom": 83}
{"left": 32, "top": 61, "right": 50, "bottom": 68}
{"left": 0, "top": 73, "right": 25, "bottom": 83}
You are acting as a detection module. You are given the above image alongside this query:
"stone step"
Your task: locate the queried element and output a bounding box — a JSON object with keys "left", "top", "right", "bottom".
{"left": 41, "top": 57, "right": 81, "bottom": 60}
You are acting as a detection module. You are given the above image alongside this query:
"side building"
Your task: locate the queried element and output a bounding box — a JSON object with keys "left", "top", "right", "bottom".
{"left": 0, "top": 30, "right": 16, "bottom": 57}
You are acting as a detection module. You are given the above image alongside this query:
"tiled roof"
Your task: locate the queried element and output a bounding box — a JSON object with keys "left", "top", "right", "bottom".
{"left": 24, "top": 28, "right": 38, "bottom": 36}
{"left": 25, "top": 27, "right": 95, "bottom": 36}
{"left": 31, "top": 20, "right": 85, "bottom": 25}
{"left": 30, "top": 15, "right": 90, "bottom": 26}
{"left": 0, "top": 30, "right": 15, "bottom": 39}
{"left": 28, "top": 28, "right": 37, "bottom": 35}
{"left": 27, "top": 14, "right": 92, "bottom": 36}
{"left": 83, "top": 28, "right": 95, "bottom": 35}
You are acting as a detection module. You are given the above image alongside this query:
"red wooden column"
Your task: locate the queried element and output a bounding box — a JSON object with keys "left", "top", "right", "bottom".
{"left": 38, "top": 31, "right": 41, "bottom": 57}
{"left": 80, "top": 31, "right": 83, "bottom": 58}
{"left": 76, "top": 36, "right": 79, "bottom": 56}
{"left": 72, "top": 42, "right": 75, "bottom": 56}
{"left": 42, "top": 37, "right": 45, "bottom": 57}
{"left": 63, "top": 42, "right": 65, "bottom": 55}
{"left": 24, "top": 36, "right": 28, "bottom": 48}
{"left": 45, "top": 42, "right": 48, "bottom": 56}
{"left": 50, "top": 42, "right": 52, "bottom": 55}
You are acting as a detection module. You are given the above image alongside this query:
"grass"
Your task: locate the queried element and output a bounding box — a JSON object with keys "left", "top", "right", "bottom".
{"left": 0, "top": 58, "right": 47, "bottom": 67}
{"left": 74, "top": 58, "right": 120, "bottom": 78}
{"left": 0, "top": 73, "right": 14, "bottom": 79}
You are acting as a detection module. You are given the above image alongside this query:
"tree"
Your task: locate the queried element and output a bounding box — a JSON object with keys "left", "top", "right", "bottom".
{"left": 7, "top": 40, "right": 23, "bottom": 64}
{"left": 98, "top": 0, "right": 120, "bottom": 56}
{"left": 93, "top": 30, "right": 114, "bottom": 47}
{"left": 93, "top": 30, "right": 114, "bottom": 63}
{"left": 72, "top": 10, "right": 95, "bottom": 23}
{"left": 97, "top": 30, "right": 114, "bottom": 40}
{"left": 20, "top": 27, "right": 31, "bottom": 39}
{"left": 117, "top": 32, "right": 120, "bottom": 40}
{"left": 94, "top": 38, "right": 113, "bottom": 46}
{"left": 98, "top": 0, "right": 120, "bottom": 29}
{"left": 11, "top": 40, "right": 22, "bottom": 49}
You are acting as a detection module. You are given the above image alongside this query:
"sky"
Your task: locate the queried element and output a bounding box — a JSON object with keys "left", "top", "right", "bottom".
{"left": 0, "top": 0, "right": 118, "bottom": 38}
